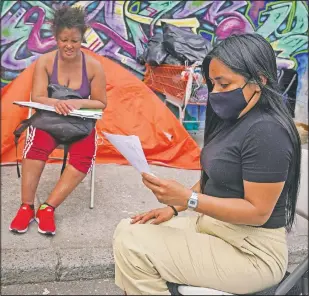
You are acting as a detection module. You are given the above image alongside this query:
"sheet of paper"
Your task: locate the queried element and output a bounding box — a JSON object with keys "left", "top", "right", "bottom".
{"left": 13, "top": 101, "right": 103, "bottom": 119}
{"left": 103, "top": 132, "right": 151, "bottom": 174}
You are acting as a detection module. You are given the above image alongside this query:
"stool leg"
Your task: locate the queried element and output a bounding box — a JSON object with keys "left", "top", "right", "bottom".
{"left": 179, "top": 106, "right": 183, "bottom": 125}
{"left": 90, "top": 164, "right": 95, "bottom": 209}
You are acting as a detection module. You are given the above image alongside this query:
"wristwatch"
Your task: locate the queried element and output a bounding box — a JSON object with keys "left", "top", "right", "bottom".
{"left": 187, "top": 191, "right": 199, "bottom": 210}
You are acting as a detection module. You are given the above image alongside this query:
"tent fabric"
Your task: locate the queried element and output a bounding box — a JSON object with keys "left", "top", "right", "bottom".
{"left": 1, "top": 48, "right": 201, "bottom": 170}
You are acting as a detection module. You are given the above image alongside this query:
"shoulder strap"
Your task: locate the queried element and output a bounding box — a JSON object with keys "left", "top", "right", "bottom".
{"left": 60, "top": 144, "right": 69, "bottom": 176}
{"left": 81, "top": 52, "right": 89, "bottom": 89}
{"left": 50, "top": 51, "right": 59, "bottom": 84}
{"left": 13, "top": 116, "right": 36, "bottom": 178}
{"left": 81, "top": 52, "right": 87, "bottom": 78}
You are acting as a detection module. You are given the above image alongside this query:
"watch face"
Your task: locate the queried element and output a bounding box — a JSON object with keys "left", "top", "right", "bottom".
{"left": 188, "top": 192, "right": 198, "bottom": 210}
{"left": 188, "top": 199, "right": 197, "bottom": 208}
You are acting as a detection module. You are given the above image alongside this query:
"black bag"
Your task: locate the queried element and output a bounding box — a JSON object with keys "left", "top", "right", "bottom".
{"left": 13, "top": 84, "right": 96, "bottom": 177}
{"left": 162, "top": 23, "right": 212, "bottom": 64}
{"left": 163, "top": 54, "right": 183, "bottom": 65}
{"left": 138, "top": 32, "right": 169, "bottom": 66}
{"left": 146, "top": 32, "right": 169, "bottom": 66}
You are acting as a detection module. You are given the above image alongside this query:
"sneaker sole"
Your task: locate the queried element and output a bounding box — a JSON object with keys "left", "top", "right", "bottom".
{"left": 9, "top": 218, "right": 35, "bottom": 234}
{"left": 35, "top": 218, "right": 56, "bottom": 235}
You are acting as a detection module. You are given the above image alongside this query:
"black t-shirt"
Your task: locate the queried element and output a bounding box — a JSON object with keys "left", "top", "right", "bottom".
{"left": 200, "top": 106, "right": 293, "bottom": 228}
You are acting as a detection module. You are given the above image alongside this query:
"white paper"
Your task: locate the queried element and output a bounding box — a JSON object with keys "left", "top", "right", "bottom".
{"left": 103, "top": 132, "right": 151, "bottom": 174}
{"left": 13, "top": 101, "right": 103, "bottom": 119}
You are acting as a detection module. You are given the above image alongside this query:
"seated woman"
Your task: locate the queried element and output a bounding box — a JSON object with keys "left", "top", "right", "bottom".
{"left": 9, "top": 6, "right": 107, "bottom": 235}
{"left": 113, "top": 33, "right": 301, "bottom": 295}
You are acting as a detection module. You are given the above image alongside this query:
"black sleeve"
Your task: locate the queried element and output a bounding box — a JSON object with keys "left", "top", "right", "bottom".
{"left": 241, "top": 120, "right": 293, "bottom": 183}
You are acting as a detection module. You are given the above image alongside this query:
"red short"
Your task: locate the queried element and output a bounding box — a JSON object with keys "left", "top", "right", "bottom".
{"left": 23, "top": 126, "right": 97, "bottom": 174}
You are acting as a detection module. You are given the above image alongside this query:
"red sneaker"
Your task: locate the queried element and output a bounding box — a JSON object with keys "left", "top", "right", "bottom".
{"left": 9, "top": 204, "right": 35, "bottom": 233}
{"left": 36, "top": 204, "right": 56, "bottom": 235}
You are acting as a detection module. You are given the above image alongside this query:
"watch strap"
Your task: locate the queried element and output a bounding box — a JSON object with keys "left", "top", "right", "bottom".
{"left": 168, "top": 205, "right": 178, "bottom": 216}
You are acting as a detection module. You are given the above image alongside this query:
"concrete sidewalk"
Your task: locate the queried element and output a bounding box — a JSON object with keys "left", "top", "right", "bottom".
{"left": 1, "top": 162, "right": 201, "bottom": 285}
{"left": 1, "top": 133, "right": 308, "bottom": 286}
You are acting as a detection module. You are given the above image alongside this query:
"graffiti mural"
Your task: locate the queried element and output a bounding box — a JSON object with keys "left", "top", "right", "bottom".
{"left": 1, "top": 1, "right": 308, "bottom": 122}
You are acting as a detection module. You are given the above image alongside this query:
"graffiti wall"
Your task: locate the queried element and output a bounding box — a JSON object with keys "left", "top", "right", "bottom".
{"left": 1, "top": 1, "right": 308, "bottom": 123}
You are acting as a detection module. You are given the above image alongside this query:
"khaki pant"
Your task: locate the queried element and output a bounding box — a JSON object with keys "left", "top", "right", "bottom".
{"left": 113, "top": 214, "right": 288, "bottom": 295}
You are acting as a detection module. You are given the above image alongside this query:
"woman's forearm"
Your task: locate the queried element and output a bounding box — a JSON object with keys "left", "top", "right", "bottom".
{"left": 32, "top": 96, "right": 59, "bottom": 105}
{"left": 191, "top": 179, "right": 201, "bottom": 193}
{"left": 78, "top": 99, "right": 106, "bottom": 109}
{"left": 175, "top": 180, "right": 201, "bottom": 213}
{"left": 195, "top": 194, "right": 269, "bottom": 226}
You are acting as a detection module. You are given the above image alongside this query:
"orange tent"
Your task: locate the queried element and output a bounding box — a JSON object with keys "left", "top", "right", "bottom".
{"left": 1, "top": 49, "right": 201, "bottom": 170}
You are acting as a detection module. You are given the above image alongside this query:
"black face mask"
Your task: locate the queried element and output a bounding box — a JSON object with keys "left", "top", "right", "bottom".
{"left": 209, "top": 80, "right": 256, "bottom": 120}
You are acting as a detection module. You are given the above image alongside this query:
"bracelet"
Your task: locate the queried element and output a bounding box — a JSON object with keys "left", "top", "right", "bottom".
{"left": 168, "top": 205, "right": 178, "bottom": 216}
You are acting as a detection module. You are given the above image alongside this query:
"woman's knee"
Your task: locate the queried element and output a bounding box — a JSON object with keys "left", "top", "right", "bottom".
{"left": 113, "top": 221, "right": 139, "bottom": 262}
{"left": 68, "top": 156, "right": 94, "bottom": 174}
{"left": 113, "top": 218, "right": 132, "bottom": 241}
{"left": 69, "top": 130, "right": 96, "bottom": 174}
{"left": 113, "top": 220, "right": 152, "bottom": 255}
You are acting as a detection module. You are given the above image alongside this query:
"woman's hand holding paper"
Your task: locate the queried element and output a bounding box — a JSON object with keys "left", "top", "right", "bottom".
{"left": 141, "top": 173, "right": 192, "bottom": 207}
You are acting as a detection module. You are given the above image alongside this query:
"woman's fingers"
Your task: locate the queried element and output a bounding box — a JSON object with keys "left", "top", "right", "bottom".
{"left": 54, "top": 106, "right": 61, "bottom": 114}
{"left": 130, "top": 215, "right": 143, "bottom": 224}
{"left": 131, "top": 212, "right": 147, "bottom": 220}
{"left": 67, "top": 104, "right": 75, "bottom": 111}
{"left": 139, "top": 211, "right": 156, "bottom": 224}
{"left": 131, "top": 208, "right": 173, "bottom": 225}
{"left": 130, "top": 212, "right": 149, "bottom": 224}
{"left": 62, "top": 103, "right": 71, "bottom": 114}
{"left": 142, "top": 178, "right": 163, "bottom": 193}
{"left": 150, "top": 216, "right": 165, "bottom": 225}
{"left": 130, "top": 217, "right": 141, "bottom": 224}
{"left": 131, "top": 211, "right": 156, "bottom": 224}
{"left": 55, "top": 102, "right": 71, "bottom": 115}
{"left": 142, "top": 173, "right": 163, "bottom": 186}
{"left": 56, "top": 105, "right": 67, "bottom": 115}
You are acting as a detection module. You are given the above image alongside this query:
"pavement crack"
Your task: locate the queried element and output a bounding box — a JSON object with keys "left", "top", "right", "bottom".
{"left": 55, "top": 250, "right": 62, "bottom": 281}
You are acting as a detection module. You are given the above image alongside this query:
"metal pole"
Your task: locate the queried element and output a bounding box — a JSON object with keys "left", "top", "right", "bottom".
{"left": 275, "top": 258, "right": 308, "bottom": 295}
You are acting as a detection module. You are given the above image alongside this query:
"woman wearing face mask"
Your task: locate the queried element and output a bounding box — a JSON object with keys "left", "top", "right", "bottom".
{"left": 113, "top": 33, "right": 301, "bottom": 295}
{"left": 9, "top": 6, "right": 107, "bottom": 236}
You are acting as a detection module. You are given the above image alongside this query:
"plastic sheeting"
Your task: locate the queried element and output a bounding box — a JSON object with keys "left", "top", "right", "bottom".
{"left": 162, "top": 23, "right": 212, "bottom": 64}
{"left": 138, "top": 24, "right": 211, "bottom": 66}
{"left": 1, "top": 48, "right": 201, "bottom": 170}
{"left": 138, "top": 32, "right": 168, "bottom": 66}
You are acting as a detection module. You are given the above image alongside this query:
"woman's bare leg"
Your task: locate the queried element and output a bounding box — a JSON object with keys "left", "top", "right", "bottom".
{"left": 21, "top": 158, "right": 46, "bottom": 205}
{"left": 45, "top": 164, "right": 86, "bottom": 208}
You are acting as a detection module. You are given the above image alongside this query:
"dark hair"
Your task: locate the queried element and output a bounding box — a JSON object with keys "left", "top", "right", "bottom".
{"left": 52, "top": 6, "right": 87, "bottom": 37}
{"left": 201, "top": 33, "right": 301, "bottom": 232}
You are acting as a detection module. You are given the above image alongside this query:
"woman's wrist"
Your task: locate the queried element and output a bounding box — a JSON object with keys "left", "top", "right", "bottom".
{"left": 168, "top": 205, "right": 178, "bottom": 216}
{"left": 32, "top": 96, "right": 59, "bottom": 106}
{"left": 174, "top": 205, "right": 188, "bottom": 212}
